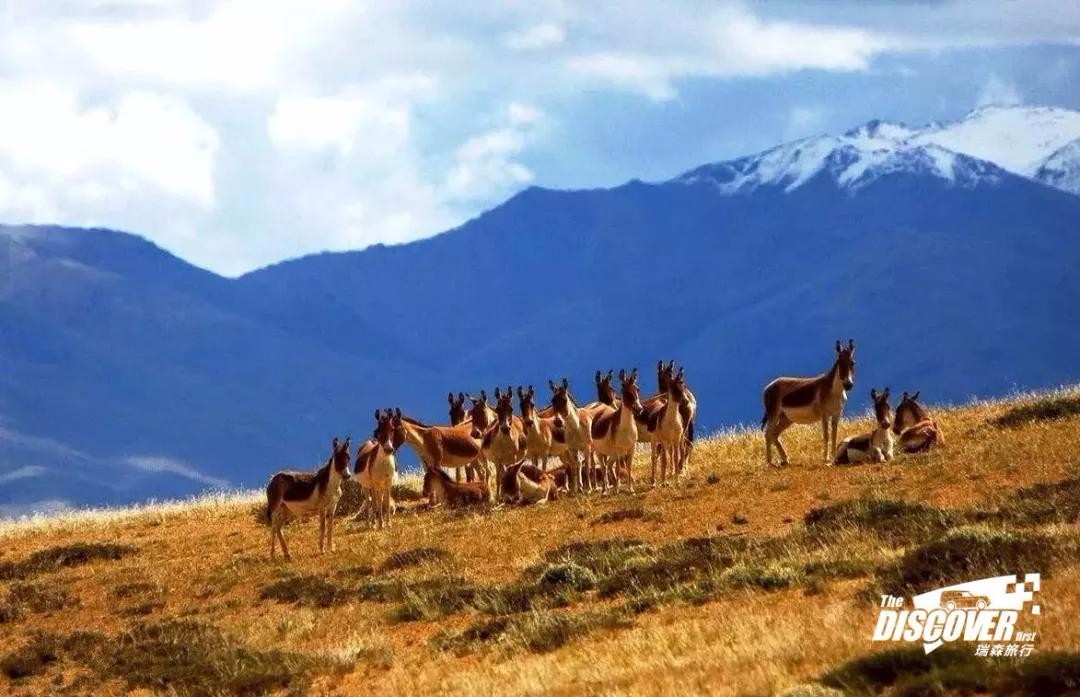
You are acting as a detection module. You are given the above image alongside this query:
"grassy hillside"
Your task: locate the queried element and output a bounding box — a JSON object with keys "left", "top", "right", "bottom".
{"left": 1, "top": 389, "right": 1079, "bottom": 696}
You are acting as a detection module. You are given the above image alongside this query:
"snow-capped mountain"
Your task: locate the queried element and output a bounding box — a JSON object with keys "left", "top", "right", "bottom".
{"left": 1035, "top": 137, "right": 1080, "bottom": 195}
{"left": 673, "top": 105, "right": 1080, "bottom": 197}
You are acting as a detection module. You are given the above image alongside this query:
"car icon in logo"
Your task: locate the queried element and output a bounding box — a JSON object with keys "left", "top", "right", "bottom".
{"left": 940, "top": 589, "right": 991, "bottom": 611}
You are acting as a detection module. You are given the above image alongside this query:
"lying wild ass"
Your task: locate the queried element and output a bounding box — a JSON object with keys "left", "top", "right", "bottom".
{"left": 266, "top": 436, "right": 351, "bottom": 560}
{"left": 762, "top": 340, "right": 857, "bottom": 466}
{"left": 589, "top": 369, "right": 643, "bottom": 493}
{"left": 352, "top": 410, "right": 403, "bottom": 529}
{"left": 500, "top": 461, "right": 563, "bottom": 504}
{"left": 834, "top": 388, "right": 896, "bottom": 464}
{"left": 894, "top": 391, "right": 943, "bottom": 453}
{"left": 422, "top": 466, "right": 491, "bottom": 507}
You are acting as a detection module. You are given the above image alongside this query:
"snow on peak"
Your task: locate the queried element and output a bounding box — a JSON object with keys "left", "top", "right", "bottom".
{"left": 1035, "top": 137, "right": 1080, "bottom": 196}
{"left": 673, "top": 105, "right": 1080, "bottom": 196}
{"left": 911, "top": 105, "right": 1080, "bottom": 178}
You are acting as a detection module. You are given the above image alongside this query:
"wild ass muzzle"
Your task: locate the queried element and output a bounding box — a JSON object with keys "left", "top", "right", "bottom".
{"left": 761, "top": 339, "right": 857, "bottom": 466}
{"left": 833, "top": 388, "right": 896, "bottom": 464}
{"left": 589, "top": 369, "right": 643, "bottom": 493}
{"left": 352, "top": 409, "right": 402, "bottom": 529}
{"left": 265, "top": 436, "right": 351, "bottom": 560}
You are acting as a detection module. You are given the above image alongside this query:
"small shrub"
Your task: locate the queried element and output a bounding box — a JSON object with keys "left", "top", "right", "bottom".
{"left": 706, "top": 473, "right": 722, "bottom": 485}
{"left": 8, "top": 583, "right": 79, "bottom": 614}
{"left": 389, "top": 577, "right": 476, "bottom": 622}
{"left": 803, "top": 559, "right": 872, "bottom": 580}
{"left": 437, "top": 611, "right": 633, "bottom": 655}
{"left": 805, "top": 498, "right": 953, "bottom": 544}
{"left": 537, "top": 562, "right": 598, "bottom": 591}
{"left": 0, "top": 543, "right": 135, "bottom": 580}
{"left": 593, "top": 507, "right": 660, "bottom": 525}
{"left": 731, "top": 513, "right": 749, "bottom": 525}
{"left": 981, "top": 477, "right": 1080, "bottom": 526}
{"left": 873, "top": 527, "right": 1053, "bottom": 597}
{"left": 721, "top": 562, "right": 804, "bottom": 590}
{"left": 111, "top": 581, "right": 159, "bottom": 599}
{"left": 259, "top": 575, "right": 348, "bottom": 608}
{"left": 382, "top": 546, "right": 452, "bottom": 571}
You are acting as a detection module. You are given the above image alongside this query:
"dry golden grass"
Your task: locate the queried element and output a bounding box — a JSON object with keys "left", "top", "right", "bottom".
{"left": 1, "top": 388, "right": 1078, "bottom": 696}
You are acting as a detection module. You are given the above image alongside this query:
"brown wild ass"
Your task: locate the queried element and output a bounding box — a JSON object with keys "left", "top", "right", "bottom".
{"left": 833, "top": 388, "right": 896, "bottom": 464}
{"left": 548, "top": 378, "right": 599, "bottom": 494}
{"left": 761, "top": 340, "right": 857, "bottom": 466}
{"left": 266, "top": 436, "right": 351, "bottom": 560}
{"left": 657, "top": 361, "right": 698, "bottom": 470}
{"left": 422, "top": 465, "right": 491, "bottom": 507}
{"left": 648, "top": 370, "right": 691, "bottom": 486}
{"left": 499, "top": 461, "right": 564, "bottom": 504}
{"left": 518, "top": 385, "right": 571, "bottom": 471}
{"left": 481, "top": 387, "right": 528, "bottom": 498}
{"left": 589, "top": 369, "right": 644, "bottom": 493}
{"left": 894, "top": 391, "right": 943, "bottom": 453}
{"left": 399, "top": 413, "right": 485, "bottom": 497}
{"left": 352, "top": 410, "right": 402, "bottom": 529}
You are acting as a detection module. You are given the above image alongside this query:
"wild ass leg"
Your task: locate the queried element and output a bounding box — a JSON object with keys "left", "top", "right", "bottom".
{"left": 830, "top": 415, "right": 840, "bottom": 464}
{"left": 767, "top": 414, "right": 792, "bottom": 467}
{"left": 326, "top": 510, "right": 336, "bottom": 552}
{"left": 821, "top": 415, "right": 831, "bottom": 465}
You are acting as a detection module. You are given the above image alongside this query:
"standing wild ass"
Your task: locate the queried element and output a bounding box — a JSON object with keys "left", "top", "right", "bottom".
{"left": 548, "top": 378, "right": 600, "bottom": 494}
{"left": 518, "top": 385, "right": 571, "bottom": 471}
{"left": 353, "top": 409, "right": 403, "bottom": 529}
{"left": 761, "top": 340, "right": 856, "bottom": 467}
{"left": 266, "top": 436, "right": 351, "bottom": 560}
{"left": 589, "top": 369, "right": 643, "bottom": 493}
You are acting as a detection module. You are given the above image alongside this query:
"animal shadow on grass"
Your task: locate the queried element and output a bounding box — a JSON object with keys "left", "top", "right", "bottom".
{"left": 0, "top": 543, "right": 135, "bottom": 581}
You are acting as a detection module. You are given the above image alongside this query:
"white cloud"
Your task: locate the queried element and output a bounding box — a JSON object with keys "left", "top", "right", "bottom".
{"left": 787, "top": 106, "right": 827, "bottom": 137}
{"left": 444, "top": 105, "right": 543, "bottom": 201}
{"left": 124, "top": 455, "right": 229, "bottom": 488}
{"left": 0, "top": 86, "right": 218, "bottom": 207}
{"left": 976, "top": 74, "right": 1024, "bottom": 108}
{"left": 503, "top": 23, "right": 565, "bottom": 50}
{"left": 567, "top": 52, "right": 679, "bottom": 102}
{"left": 0, "top": 466, "right": 47, "bottom": 484}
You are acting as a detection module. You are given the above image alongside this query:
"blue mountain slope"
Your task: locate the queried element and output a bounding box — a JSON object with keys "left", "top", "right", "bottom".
{"left": 2, "top": 143, "right": 1080, "bottom": 510}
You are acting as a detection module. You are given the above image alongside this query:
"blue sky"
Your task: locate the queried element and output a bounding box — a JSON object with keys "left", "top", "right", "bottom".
{"left": 0, "top": 1, "right": 1077, "bottom": 275}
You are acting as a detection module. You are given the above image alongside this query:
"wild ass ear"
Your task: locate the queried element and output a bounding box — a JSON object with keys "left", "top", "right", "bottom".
{"left": 657, "top": 359, "right": 664, "bottom": 371}
{"left": 607, "top": 369, "right": 614, "bottom": 381}
{"left": 631, "top": 367, "right": 638, "bottom": 380}
{"left": 517, "top": 386, "right": 524, "bottom": 400}
{"left": 619, "top": 369, "right": 626, "bottom": 381}
{"left": 595, "top": 370, "right": 602, "bottom": 383}
{"left": 883, "top": 387, "right": 891, "bottom": 400}
{"left": 458, "top": 392, "right": 465, "bottom": 403}
{"left": 562, "top": 377, "right": 569, "bottom": 389}
{"left": 836, "top": 340, "right": 843, "bottom": 354}
{"left": 848, "top": 339, "right": 855, "bottom": 352}
{"left": 870, "top": 388, "right": 878, "bottom": 400}
{"left": 375, "top": 409, "right": 382, "bottom": 421}
{"left": 548, "top": 379, "right": 558, "bottom": 393}
{"left": 332, "top": 437, "right": 339, "bottom": 450}
{"left": 480, "top": 389, "right": 488, "bottom": 402}
{"left": 395, "top": 407, "right": 402, "bottom": 418}
{"left": 912, "top": 391, "right": 920, "bottom": 401}
{"left": 494, "top": 387, "right": 502, "bottom": 400}
{"left": 902, "top": 391, "right": 910, "bottom": 402}
{"left": 448, "top": 392, "right": 454, "bottom": 405}
{"left": 528, "top": 385, "right": 535, "bottom": 397}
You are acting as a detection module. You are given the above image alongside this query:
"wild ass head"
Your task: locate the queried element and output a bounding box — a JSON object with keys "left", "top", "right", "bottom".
{"left": 371, "top": 410, "right": 396, "bottom": 455}
{"left": 595, "top": 370, "right": 617, "bottom": 406}
{"left": 518, "top": 385, "right": 539, "bottom": 431}
{"left": 548, "top": 377, "right": 572, "bottom": 416}
{"left": 493, "top": 386, "right": 516, "bottom": 435}
{"left": 618, "top": 369, "right": 644, "bottom": 415}
{"left": 895, "top": 391, "right": 928, "bottom": 433}
{"left": 869, "top": 388, "right": 893, "bottom": 430}
{"left": 448, "top": 392, "right": 467, "bottom": 426}
{"left": 331, "top": 436, "right": 351, "bottom": 475}
{"left": 834, "top": 339, "right": 856, "bottom": 391}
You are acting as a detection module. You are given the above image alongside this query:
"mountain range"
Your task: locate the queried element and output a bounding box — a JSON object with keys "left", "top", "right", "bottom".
{"left": 3, "top": 104, "right": 1080, "bottom": 513}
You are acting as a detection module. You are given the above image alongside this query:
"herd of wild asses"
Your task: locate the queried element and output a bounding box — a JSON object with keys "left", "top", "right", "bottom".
{"left": 266, "top": 340, "right": 942, "bottom": 559}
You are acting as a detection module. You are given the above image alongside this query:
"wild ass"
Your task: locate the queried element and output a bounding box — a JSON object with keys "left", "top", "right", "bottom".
{"left": 589, "top": 369, "right": 643, "bottom": 493}
{"left": 834, "top": 388, "right": 896, "bottom": 464}
{"left": 352, "top": 410, "right": 402, "bottom": 529}
{"left": 399, "top": 413, "right": 485, "bottom": 496}
{"left": 266, "top": 436, "right": 351, "bottom": 560}
{"left": 548, "top": 378, "right": 599, "bottom": 494}
{"left": 518, "top": 385, "right": 571, "bottom": 471}
{"left": 481, "top": 387, "right": 528, "bottom": 498}
{"left": 499, "top": 461, "right": 564, "bottom": 504}
{"left": 894, "top": 391, "right": 943, "bottom": 453}
{"left": 648, "top": 370, "right": 691, "bottom": 486}
{"left": 761, "top": 340, "right": 857, "bottom": 466}
{"left": 422, "top": 465, "right": 491, "bottom": 507}
{"left": 657, "top": 361, "right": 698, "bottom": 470}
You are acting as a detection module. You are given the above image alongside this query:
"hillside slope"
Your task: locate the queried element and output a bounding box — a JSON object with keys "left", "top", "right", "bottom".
{"left": 1, "top": 389, "right": 1078, "bottom": 696}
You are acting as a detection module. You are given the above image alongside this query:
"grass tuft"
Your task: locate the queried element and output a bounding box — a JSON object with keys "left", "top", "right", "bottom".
{"left": 0, "top": 542, "right": 135, "bottom": 580}
{"left": 593, "top": 507, "right": 661, "bottom": 525}
{"left": 871, "top": 527, "right": 1053, "bottom": 597}
{"left": 259, "top": 574, "right": 349, "bottom": 608}
{"left": 805, "top": 498, "right": 953, "bottom": 544}
{"left": 991, "top": 393, "right": 1080, "bottom": 428}
{"left": 382, "top": 546, "right": 452, "bottom": 571}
